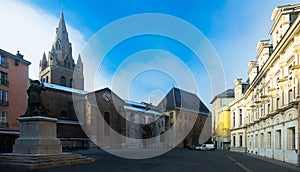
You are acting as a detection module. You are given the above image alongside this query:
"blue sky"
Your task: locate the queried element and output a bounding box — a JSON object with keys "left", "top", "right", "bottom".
{"left": 1, "top": 0, "right": 300, "bottom": 108}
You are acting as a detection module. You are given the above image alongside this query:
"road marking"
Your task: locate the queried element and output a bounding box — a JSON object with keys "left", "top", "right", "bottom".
{"left": 227, "top": 156, "right": 253, "bottom": 172}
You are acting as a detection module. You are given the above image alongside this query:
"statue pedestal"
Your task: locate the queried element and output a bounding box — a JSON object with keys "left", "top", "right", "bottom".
{"left": 13, "top": 116, "right": 62, "bottom": 154}
{"left": 0, "top": 116, "right": 94, "bottom": 170}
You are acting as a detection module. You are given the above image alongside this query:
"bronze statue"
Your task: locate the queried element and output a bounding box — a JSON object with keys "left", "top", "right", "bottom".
{"left": 22, "top": 80, "right": 48, "bottom": 117}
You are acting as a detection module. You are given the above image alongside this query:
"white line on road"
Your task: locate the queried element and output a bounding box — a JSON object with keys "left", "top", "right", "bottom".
{"left": 227, "top": 156, "right": 253, "bottom": 172}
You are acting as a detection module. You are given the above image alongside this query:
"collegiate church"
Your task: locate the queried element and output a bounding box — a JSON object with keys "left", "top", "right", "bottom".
{"left": 39, "top": 11, "right": 84, "bottom": 90}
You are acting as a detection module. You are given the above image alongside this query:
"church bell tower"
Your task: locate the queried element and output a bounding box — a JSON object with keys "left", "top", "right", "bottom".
{"left": 39, "top": 11, "right": 84, "bottom": 90}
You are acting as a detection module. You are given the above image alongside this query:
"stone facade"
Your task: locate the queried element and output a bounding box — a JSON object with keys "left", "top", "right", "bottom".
{"left": 225, "top": 4, "right": 300, "bottom": 165}
{"left": 36, "top": 11, "right": 87, "bottom": 150}
{"left": 39, "top": 11, "right": 84, "bottom": 90}
{"left": 158, "top": 87, "right": 210, "bottom": 148}
{"left": 13, "top": 116, "right": 62, "bottom": 154}
{"left": 41, "top": 82, "right": 89, "bottom": 150}
{"left": 74, "top": 88, "right": 166, "bottom": 148}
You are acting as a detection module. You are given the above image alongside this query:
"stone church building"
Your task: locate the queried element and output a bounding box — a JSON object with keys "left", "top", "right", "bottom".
{"left": 37, "top": 11, "right": 89, "bottom": 150}
{"left": 39, "top": 11, "right": 84, "bottom": 90}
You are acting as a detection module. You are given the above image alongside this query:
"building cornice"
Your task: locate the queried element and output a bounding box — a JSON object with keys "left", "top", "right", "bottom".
{"left": 244, "top": 14, "right": 300, "bottom": 97}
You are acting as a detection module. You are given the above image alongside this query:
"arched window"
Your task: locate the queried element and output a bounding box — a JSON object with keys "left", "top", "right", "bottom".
{"left": 56, "top": 42, "right": 60, "bottom": 50}
{"left": 70, "top": 79, "right": 73, "bottom": 88}
{"left": 60, "top": 111, "right": 68, "bottom": 119}
{"left": 104, "top": 112, "right": 110, "bottom": 136}
{"left": 60, "top": 76, "right": 66, "bottom": 86}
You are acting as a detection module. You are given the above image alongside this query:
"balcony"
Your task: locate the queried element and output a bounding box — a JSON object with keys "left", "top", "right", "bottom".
{"left": 0, "top": 122, "right": 8, "bottom": 128}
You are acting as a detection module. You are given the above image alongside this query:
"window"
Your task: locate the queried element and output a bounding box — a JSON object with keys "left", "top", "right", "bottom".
{"left": 0, "top": 71, "right": 8, "bottom": 86}
{"left": 0, "top": 55, "right": 7, "bottom": 67}
{"left": 288, "top": 89, "right": 293, "bottom": 103}
{"left": 267, "top": 104, "right": 270, "bottom": 114}
{"left": 60, "top": 111, "right": 68, "bottom": 119}
{"left": 60, "top": 76, "right": 66, "bottom": 86}
{"left": 70, "top": 79, "right": 73, "bottom": 88}
{"left": 104, "top": 112, "right": 110, "bottom": 136}
{"left": 0, "top": 89, "right": 8, "bottom": 105}
{"left": 255, "top": 134, "right": 258, "bottom": 147}
{"left": 267, "top": 132, "right": 271, "bottom": 148}
{"left": 239, "top": 135, "right": 243, "bottom": 147}
{"left": 275, "top": 130, "right": 282, "bottom": 149}
{"left": 260, "top": 133, "right": 264, "bottom": 148}
{"left": 233, "top": 136, "right": 236, "bottom": 147}
{"left": 0, "top": 110, "right": 7, "bottom": 128}
{"left": 15, "top": 59, "right": 19, "bottom": 66}
{"left": 56, "top": 42, "right": 60, "bottom": 50}
{"left": 248, "top": 135, "right": 251, "bottom": 147}
{"left": 276, "top": 97, "right": 280, "bottom": 109}
{"left": 170, "top": 112, "right": 174, "bottom": 119}
{"left": 46, "top": 76, "right": 49, "bottom": 83}
{"left": 233, "top": 112, "right": 235, "bottom": 127}
{"left": 239, "top": 109, "right": 242, "bottom": 126}
{"left": 287, "top": 127, "right": 295, "bottom": 150}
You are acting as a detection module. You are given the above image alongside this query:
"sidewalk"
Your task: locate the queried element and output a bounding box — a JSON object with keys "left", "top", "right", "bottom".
{"left": 242, "top": 152, "right": 300, "bottom": 171}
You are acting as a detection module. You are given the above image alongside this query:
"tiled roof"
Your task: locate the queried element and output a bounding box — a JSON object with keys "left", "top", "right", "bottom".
{"left": 158, "top": 87, "right": 210, "bottom": 115}
{"left": 210, "top": 89, "right": 234, "bottom": 104}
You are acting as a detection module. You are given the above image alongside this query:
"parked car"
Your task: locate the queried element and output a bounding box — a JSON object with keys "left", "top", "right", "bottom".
{"left": 197, "top": 144, "right": 215, "bottom": 151}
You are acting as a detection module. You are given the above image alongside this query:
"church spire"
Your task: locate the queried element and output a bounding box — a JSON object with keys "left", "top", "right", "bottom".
{"left": 55, "top": 10, "right": 69, "bottom": 43}
{"left": 51, "top": 10, "right": 73, "bottom": 63}
{"left": 39, "top": 10, "right": 84, "bottom": 90}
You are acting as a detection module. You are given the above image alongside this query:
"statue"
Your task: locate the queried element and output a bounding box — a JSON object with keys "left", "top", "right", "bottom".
{"left": 22, "top": 80, "right": 48, "bottom": 117}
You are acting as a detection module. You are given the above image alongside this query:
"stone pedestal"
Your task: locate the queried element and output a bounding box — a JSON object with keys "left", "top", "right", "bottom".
{"left": 0, "top": 116, "right": 94, "bottom": 170}
{"left": 13, "top": 116, "right": 62, "bottom": 154}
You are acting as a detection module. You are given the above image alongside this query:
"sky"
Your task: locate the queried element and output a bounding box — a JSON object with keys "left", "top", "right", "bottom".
{"left": 0, "top": 0, "right": 299, "bottom": 108}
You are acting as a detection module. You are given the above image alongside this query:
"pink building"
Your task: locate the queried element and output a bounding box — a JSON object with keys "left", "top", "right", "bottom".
{"left": 0, "top": 49, "right": 30, "bottom": 152}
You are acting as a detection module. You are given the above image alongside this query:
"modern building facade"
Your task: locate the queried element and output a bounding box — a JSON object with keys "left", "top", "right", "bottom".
{"left": 211, "top": 89, "right": 234, "bottom": 150}
{"left": 226, "top": 4, "right": 300, "bottom": 165}
{"left": 0, "top": 49, "right": 30, "bottom": 152}
{"left": 39, "top": 11, "right": 84, "bottom": 90}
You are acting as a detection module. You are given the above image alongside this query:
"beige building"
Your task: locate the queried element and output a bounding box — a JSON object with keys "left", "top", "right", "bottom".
{"left": 158, "top": 87, "right": 210, "bottom": 148}
{"left": 228, "top": 79, "right": 249, "bottom": 152}
{"left": 228, "top": 4, "right": 300, "bottom": 165}
{"left": 211, "top": 89, "right": 234, "bottom": 150}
